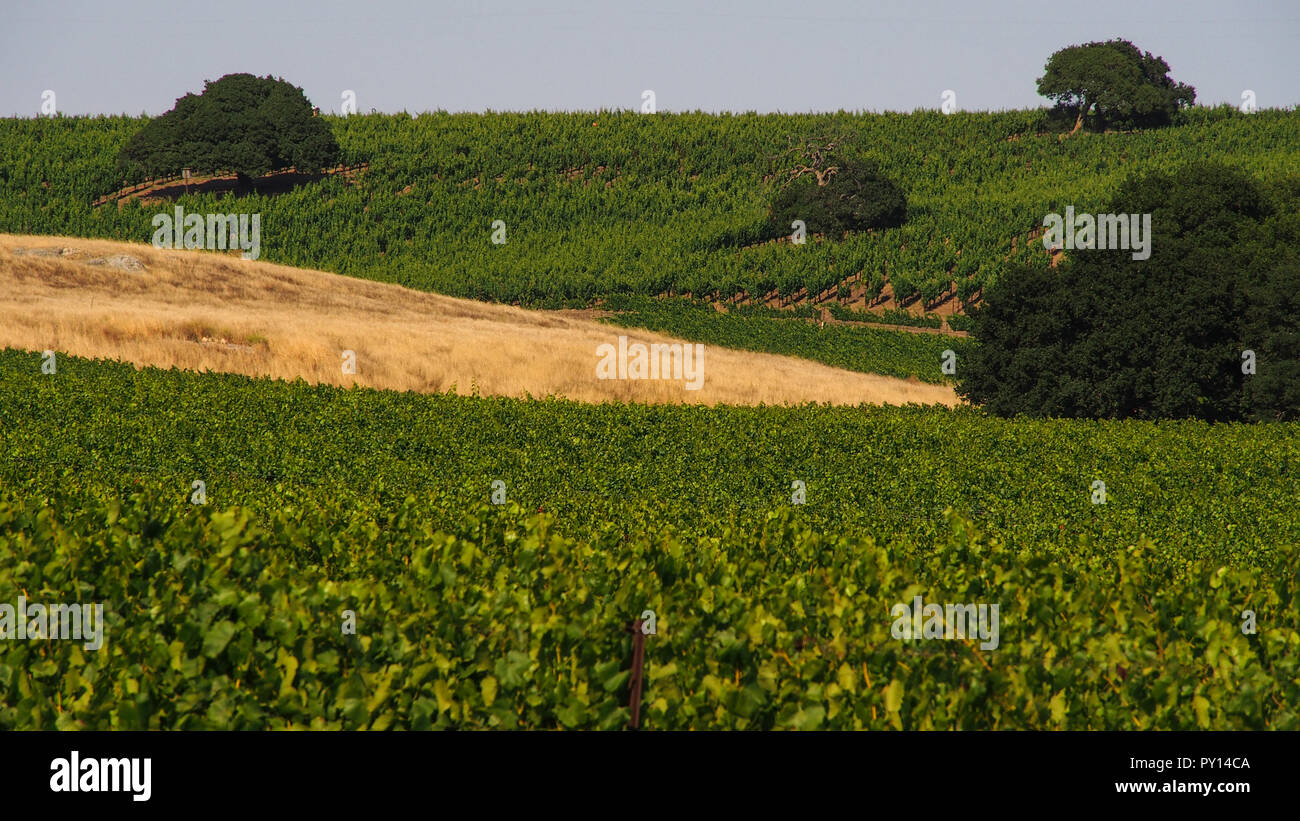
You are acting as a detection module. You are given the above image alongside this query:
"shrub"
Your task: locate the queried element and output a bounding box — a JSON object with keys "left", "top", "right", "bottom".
{"left": 959, "top": 162, "right": 1300, "bottom": 420}
{"left": 769, "top": 157, "right": 906, "bottom": 239}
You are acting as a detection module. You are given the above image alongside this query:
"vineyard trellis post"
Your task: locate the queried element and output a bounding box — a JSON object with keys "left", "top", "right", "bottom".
{"left": 627, "top": 618, "right": 646, "bottom": 729}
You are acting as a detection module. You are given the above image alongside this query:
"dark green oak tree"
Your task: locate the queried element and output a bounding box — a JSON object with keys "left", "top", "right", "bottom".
{"left": 1037, "top": 39, "right": 1196, "bottom": 134}
{"left": 118, "top": 73, "right": 340, "bottom": 189}
{"left": 959, "top": 162, "right": 1300, "bottom": 421}
{"left": 767, "top": 137, "right": 906, "bottom": 239}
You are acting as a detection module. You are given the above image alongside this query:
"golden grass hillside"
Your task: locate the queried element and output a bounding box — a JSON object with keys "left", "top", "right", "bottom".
{"left": 0, "top": 234, "right": 958, "bottom": 407}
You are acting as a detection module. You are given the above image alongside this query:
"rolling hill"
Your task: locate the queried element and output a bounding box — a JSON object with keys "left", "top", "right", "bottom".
{"left": 0, "top": 233, "right": 957, "bottom": 406}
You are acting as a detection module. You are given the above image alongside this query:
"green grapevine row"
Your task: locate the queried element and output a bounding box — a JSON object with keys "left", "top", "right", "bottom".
{"left": 1, "top": 350, "right": 1297, "bottom": 729}
{"left": 2, "top": 107, "right": 1296, "bottom": 308}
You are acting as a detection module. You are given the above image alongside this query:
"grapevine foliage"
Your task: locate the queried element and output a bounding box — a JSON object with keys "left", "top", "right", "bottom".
{"left": 1, "top": 350, "right": 1297, "bottom": 730}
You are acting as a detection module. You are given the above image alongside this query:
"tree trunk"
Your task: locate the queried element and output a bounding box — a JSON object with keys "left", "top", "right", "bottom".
{"left": 1067, "top": 104, "right": 1088, "bottom": 137}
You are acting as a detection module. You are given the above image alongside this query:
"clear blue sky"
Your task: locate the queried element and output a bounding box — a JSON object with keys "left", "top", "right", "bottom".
{"left": 3, "top": 0, "right": 1297, "bottom": 116}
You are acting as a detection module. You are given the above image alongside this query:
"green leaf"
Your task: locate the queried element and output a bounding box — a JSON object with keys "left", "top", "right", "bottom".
{"left": 602, "top": 670, "right": 630, "bottom": 694}
{"left": 836, "top": 663, "right": 857, "bottom": 694}
{"left": 884, "top": 679, "right": 903, "bottom": 713}
{"left": 277, "top": 652, "right": 299, "bottom": 700}
{"left": 1193, "top": 695, "right": 1210, "bottom": 728}
{"left": 789, "top": 704, "right": 825, "bottom": 730}
{"left": 202, "top": 620, "right": 237, "bottom": 658}
{"left": 1049, "top": 691, "right": 1067, "bottom": 723}
{"left": 433, "top": 680, "right": 454, "bottom": 714}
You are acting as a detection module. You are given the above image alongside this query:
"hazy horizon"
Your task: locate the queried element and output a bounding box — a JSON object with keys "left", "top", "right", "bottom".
{"left": 3, "top": 0, "right": 1297, "bottom": 117}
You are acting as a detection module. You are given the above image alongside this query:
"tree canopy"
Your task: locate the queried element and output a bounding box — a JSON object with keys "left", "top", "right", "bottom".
{"left": 768, "top": 148, "right": 906, "bottom": 239}
{"left": 118, "top": 73, "right": 340, "bottom": 183}
{"left": 958, "top": 162, "right": 1300, "bottom": 421}
{"left": 1037, "top": 39, "right": 1195, "bottom": 133}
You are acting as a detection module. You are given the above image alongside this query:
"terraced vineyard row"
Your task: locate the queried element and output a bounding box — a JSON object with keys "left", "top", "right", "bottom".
{"left": 599, "top": 296, "right": 968, "bottom": 383}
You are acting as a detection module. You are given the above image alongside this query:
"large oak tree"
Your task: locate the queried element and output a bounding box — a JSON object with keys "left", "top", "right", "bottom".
{"left": 1037, "top": 39, "right": 1195, "bottom": 134}
{"left": 118, "top": 73, "right": 340, "bottom": 188}
{"left": 767, "top": 136, "right": 907, "bottom": 239}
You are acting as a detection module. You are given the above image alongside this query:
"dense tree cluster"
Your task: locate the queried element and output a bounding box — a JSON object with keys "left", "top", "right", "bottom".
{"left": 960, "top": 163, "right": 1300, "bottom": 421}
{"left": 118, "top": 73, "right": 340, "bottom": 186}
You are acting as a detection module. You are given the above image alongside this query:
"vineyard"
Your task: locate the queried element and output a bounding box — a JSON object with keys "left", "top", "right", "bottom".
{"left": 599, "top": 296, "right": 970, "bottom": 381}
{"left": 2, "top": 107, "right": 1297, "bottom": 311}
{"left": 2, "top": 350, "right": 1298, "bottom": 729}
{"left": 4, "top": 102, "right": 1300, "bottom": 733}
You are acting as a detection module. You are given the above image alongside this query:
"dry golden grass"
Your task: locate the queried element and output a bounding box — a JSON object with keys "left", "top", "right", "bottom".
{"left": 0, "top": 234, "right": 959, "bottom": 407}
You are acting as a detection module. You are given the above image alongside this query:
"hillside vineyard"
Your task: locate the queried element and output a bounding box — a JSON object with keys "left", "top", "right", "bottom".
{"left": 3, "top": 102, "right": 1299, "bottom": 734}
{"left": 3, "top": 107, "right": 1296, "bottom": 309}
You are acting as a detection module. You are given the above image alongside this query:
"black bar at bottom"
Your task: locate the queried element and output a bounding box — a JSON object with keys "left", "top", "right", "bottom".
{"left": 4, "top": 730, "right": 1283, "bottom": 810}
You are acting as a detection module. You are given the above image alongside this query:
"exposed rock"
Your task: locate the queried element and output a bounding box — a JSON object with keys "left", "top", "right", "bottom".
{"left": 11, "top": 246, "right": 145, "bottom": 271}
{"left": 198, "top": 336, "right": 253, "bottom": 352}
{"left": 84, "top": 254, "right": 146, "bottom": 272}
{"left": 11, "top": 246, "right": 81, "bottom": 258}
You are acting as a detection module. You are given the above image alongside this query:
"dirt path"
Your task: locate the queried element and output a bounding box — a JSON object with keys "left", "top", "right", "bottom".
{"left": 818, "top": 316, "right": 970, "bottom": 337}
{"left": 555, "top": 306, "right": 970, "bottom": 337}
{"left": 92, "top": 164, "right": 367, "bottom": 208}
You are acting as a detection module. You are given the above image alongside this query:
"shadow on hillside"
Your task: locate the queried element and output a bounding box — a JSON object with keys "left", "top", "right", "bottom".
{"left": 142, "top": 171, "right": 330, "bottom": 201}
